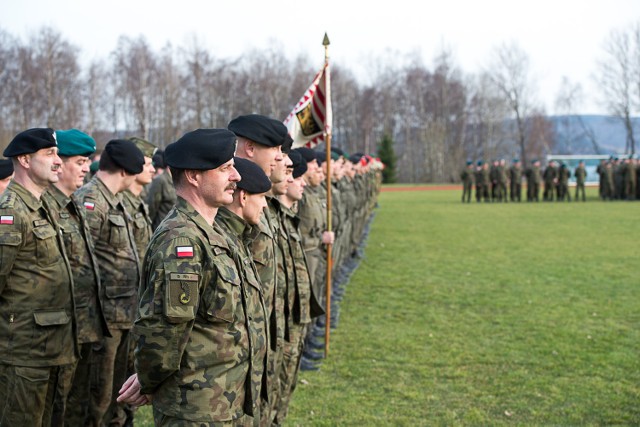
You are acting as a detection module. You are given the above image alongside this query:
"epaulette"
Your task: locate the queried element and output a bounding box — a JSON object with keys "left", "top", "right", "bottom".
{"left": 0, "top": 191, "right": 17, "bottom": 209}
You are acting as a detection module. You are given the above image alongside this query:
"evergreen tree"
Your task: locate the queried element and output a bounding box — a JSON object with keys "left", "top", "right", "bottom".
{"left": 377, "top": 134, "right": 397, "bottom": 183}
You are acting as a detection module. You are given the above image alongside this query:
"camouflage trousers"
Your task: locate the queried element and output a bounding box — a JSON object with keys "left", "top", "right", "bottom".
{"left": 153, "top": 406, "right": 255, "bottom": 426}
{"left": 0, "top": 362, "right": 75, "bottom": 427}
{"left": 108, "top": 333, "right": 138, "bottom": 427}
{"left": 261, "top": 336, "right": 285, "bottom": 426}
{"left": 87, "top": 328, "right": 131, "bottom": 427}
{"left": 64, "top": 342, "right": 96, "bottom": 427}
{"left": 274, "top": 323, "right": 308, "bottom": 425}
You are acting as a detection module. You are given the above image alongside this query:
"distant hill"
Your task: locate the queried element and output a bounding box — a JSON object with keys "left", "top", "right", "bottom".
{"left": 549, "top": 115, "right": 640, "bottom": 155}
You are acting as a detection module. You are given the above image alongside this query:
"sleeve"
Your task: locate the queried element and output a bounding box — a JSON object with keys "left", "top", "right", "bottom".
{"left": 133, "top": 235, "right": 203, "bottom": 395}
{"left": 145, "top": 179, "right": 161, "bottom": 225}
{"left": 0, "top": 215, "right": 22, "bottom": 295}
{"left": 80, "top": 197, "right": 106, "bottom": 246}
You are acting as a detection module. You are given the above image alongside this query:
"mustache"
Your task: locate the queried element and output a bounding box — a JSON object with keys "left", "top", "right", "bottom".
{"left": 52, "top": 165, "right": 61, "bottom": 171}
{"left": 226, "top": 183, "right": 237, "bottom": 191}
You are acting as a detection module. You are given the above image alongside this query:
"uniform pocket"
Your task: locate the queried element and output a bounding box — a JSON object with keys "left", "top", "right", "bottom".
{"left": 203, "top": 266, "right": 241, "bottom": 324}
{"left": 107, "top": 213, "right": 127, "bottom": 249}
{"left": 32, "top": 224, "right": 59, "bottom": 267}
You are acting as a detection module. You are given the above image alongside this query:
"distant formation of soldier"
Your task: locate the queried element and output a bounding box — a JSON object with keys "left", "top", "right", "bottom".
{"left": 460, "top": 156, "right": 639, "bottom": 203}
{"left": 0, "top": 119, "right": 382, "bottom": 426}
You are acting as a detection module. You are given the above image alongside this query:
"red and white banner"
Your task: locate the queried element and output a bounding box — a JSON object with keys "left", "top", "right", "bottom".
{"left": 283, "top": 61, "right": 332, "bottom": 149}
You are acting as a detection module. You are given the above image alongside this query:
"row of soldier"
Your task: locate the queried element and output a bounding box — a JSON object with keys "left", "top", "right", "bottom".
{"left": 0, "top": 115, "right": 382, "bottom": 426}
{"left": 595, "top": 157, "right": 639, "bottom": 201}
{"left": 461, "top": 159, "right": 592, "bottom": 203}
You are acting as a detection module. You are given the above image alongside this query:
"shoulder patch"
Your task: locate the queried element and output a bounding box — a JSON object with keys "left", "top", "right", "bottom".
{"left": 84, "top": 201, "right": 95, "bottom": 210}
{"left": 175, "top": 246, "right": 193, "bottom": 258}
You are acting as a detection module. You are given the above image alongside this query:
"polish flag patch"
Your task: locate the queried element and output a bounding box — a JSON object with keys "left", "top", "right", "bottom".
{"left": 176, "top": 246, "right": 194, "bottom": 258}
{"left": 0, "top": 215, "right": 14, "bottom": 225}
{"left": 84, "top": 201, "right": 95, "bottom": 210}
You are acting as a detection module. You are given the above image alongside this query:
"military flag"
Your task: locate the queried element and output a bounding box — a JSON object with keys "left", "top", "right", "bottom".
{"left": 284, "top": 54, "right": 331, "bottom": 149}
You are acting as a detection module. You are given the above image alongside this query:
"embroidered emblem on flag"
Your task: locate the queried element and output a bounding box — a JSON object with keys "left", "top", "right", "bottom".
{"left": 0, "top": 215, "right": 14, "bottom": 224}
{"left": 84, "top": 201, "right": 95, "bottom": 210}
{"left": 176, "top": 246, "right": 194, "bottom": 258}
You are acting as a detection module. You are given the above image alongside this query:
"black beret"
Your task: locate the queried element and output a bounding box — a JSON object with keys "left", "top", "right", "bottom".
{"left": 0, "top": 158, "right": 14, "bottom": 179}
{"left": 315, "top": 150, "right": 326, "bottom": 165}
{"left": 293, "top": 147, "right": 316, "bottom": 163}
{"left": 3, "top": 128, "right": 57, "bottom": 157}
{"left": 348, "top": 153, "right": 363, "bottom": 164}
{"left": 105, "top": 139, "right": 145, "bottom": 174}
{"left": 152, "top": 150, "right": 165, "bottom": 169}
{"left": 281, "top": 133, "right": 293, "bottom": 154}
{"left": 234, "top": 157, "right": 272, "bottom": 194}
{"left": 288, "top": 151, "right": 308, "bottom": 179}
{"left": 165, "top": 129, "right": 236, "bottom": 170}
{"left": 228, "top": 114, "right": 286, "bottom": 147}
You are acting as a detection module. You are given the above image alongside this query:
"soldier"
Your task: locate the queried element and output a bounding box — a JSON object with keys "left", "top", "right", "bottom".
{"left": 596, "top": 159, "right": 606, "bottom": 200}
{"left": 474, "top": 161, "right": 486, "bottom": 203}
{"left": 557, "top": 163, "right": 571, "bottom": 202}
{"left": 120, "top": 129, "right": 266, "bottom": 425}
{"left": 460, "top": 160, "right": 474, "bottom": 203}
{"left": 228, "top": 114, "right": 288, "bottom": 426}
{"left": 146, "top": 149, "right": 177, "bottom": 231}
{"left": 497, "top": 158, "right": 508, "bottom": 202}
{"left": 543, "top": 160, "right": 557, "bottom": 201}
{"left": 0, "top": 128, "right": 78, "bottom": 426}
{"left": 41, "top": 129, "right": 110, "bottom": 427}
{"left": 613, "top": 157, "right": 624, "bottom": 200}
{"left": 623, "top": 155, "right": 636, "bottom": 200}
{"left": 75, "top": 139, "right": 144, "bottom": 426}
{"left": 509, "top": 158, "right": 522, "bottom": 202}
{"left": 214, "top": 157, "right": 272, "bottom": 424}
{"left": 526, "top": 159, "right": 541, "bottom": 202}
{"left": 0, "top": 158, "right": 14, "bottom": 194}
{"left": 274, "top": 150, "right": 324, "bottom": 424}
{"left": 574, "top": 160, "right": 587, "bottom": 202}
{"left": 603, "top": 160, "right": 615, "bottom": 201}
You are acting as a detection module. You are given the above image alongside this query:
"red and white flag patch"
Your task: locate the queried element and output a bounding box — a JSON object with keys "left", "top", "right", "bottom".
{"left": 84, "top": 201, "right": 95, "bottom": 210}
{"left": 0, "top": 215, "right": 14, "bottom": 225}
{"left": 176, "top": 246, "right": 194, "bottom": 258}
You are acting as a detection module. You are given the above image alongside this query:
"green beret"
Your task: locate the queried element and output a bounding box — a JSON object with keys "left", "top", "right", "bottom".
{"left": 89, "top": 161, "right": 99, "bottom": 174}
{"left": 105, "top": 139, "right": 145, "bottom": 174}
{"left": 289, "top": 150, "right": 308, "bottom": 179}
{"left": 128, "top": 136, "right": 158, "bottom": 158}
{"left": 228, "top": 114, "right": 286, "bottom": 147}
{"left": 56, "top": 129, "right": 96, "bottom": 157}
{"left": 165, "top": 129, "right": 236, "bottom": 170}
{"left": 3, "top": 128, "right": 57, "bottom": 157}
{"left": 0, "top": 158, "right": 14, "bottom": 179}
{"left": 234, "top": 157, "right": 271, "bottom": 194}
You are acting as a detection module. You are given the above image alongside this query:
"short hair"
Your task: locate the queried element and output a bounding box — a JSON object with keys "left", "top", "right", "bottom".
{"left": 99, "top": 149, "right": 135, "bottom": 175}
{"left": 169, "top": 167, "right": 185, "bottom": 189}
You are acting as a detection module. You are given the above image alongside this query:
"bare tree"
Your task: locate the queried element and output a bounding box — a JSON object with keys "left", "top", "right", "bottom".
{"left": 595, "top": 22, "right": 640, "bottom": 155}
{"left": 486, "top": 41, "right": 539, "bottom": 165}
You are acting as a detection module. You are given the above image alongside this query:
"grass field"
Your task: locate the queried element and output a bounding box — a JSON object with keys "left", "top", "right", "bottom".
{"left": 135, "top": 187, "right": 640, "bottom": 425}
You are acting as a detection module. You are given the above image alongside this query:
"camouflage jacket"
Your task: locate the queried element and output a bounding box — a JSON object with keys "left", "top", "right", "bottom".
{"left": 279, "top": 203, "right": 324, "bottom": 334}
{"left": 0, "top": 181, "right": 78, "bottom": 366}
{"left": 216, "top": 207, "right": 269, "bottom": 409}
{"left": 121, "top": 189, "right": 153, "bottom": 262}
{"left": 75, "top": 176, "right": 141, "bottom": 329}
{"left": 134, "top": 197, "right": 261, "bottom": 423}
{"left": 43, "top": 185, "right": 109, "bottom": 344}
{"left": 297, "top": 185, "right": 325, "bottom": 254}
{"left": 146, "top": 171, "right": 176, "bottom": 231}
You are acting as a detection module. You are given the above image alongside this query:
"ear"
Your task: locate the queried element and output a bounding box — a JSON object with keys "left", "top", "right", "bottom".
{"left": 238, "top": 189, "right": 248, "bottom": 208}
{"left": 16, "top": 154, "right": 30, "bottom": 169}
{"left": 183, "top": 169, "right": 200, "bottom": 187}
{"left": 244, "top": 141, "right": 256, "bottom": 159}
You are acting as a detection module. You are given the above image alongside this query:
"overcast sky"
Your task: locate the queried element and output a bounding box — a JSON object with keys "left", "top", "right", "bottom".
{"left": 2, "top": 0, "right": 638, "bottom": 115}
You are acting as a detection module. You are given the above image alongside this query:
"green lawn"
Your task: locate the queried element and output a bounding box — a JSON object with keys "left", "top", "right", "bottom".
{"left": 134, "top": 187, "right": 640, "bottom": 425}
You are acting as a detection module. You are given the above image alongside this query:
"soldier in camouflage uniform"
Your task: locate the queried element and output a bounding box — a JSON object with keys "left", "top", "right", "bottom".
{"left": 509, "top": 158, "right": 522, "bottom": 202}
{"left": 474, "top": 161, "right": 487, "bottom": 203}
{"left": 557, "top": 163, "right": 571, "bottom": 201}
{"left": 542, "top": 160, "right": 557, "bottom": 201}
{"left": 75, "top": 139, "right": 144, "bottom": 426}
{"left": 460, "top": 161, "right": 474, "bottom": 203}
{"left": 274, "top": 151, "right": 324, "bottom": 424}
{"left": 574, "top": 160, "right": 587, "bottom": 202}
{"left": 0, "top": 128, "right": 78, "bottom": 427}
{"left": 215, "top": 157, "right": 273, "bottom": 424}
{"left": 623, "top": 156, "right": 636, "bottom": 200}
{"left": 146, "top": 150, "right": 177, "bottom": 231}
{"left": 526, "top": 160, "right": 541, "bottom": 202}
{"left": 121, "top": 129, "right": 267, "bottom": 425}
{"left": 41, "top": 129, "right": 110, "bottom": 427}
{"left": 228, "top": 114, "right": 289, "bottom": 426}
{"left": 0, "top": 158, "right": 13, "bottom": 194}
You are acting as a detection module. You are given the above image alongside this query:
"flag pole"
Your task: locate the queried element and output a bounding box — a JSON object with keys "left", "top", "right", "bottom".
{"left": 322, "top": 33, "right": 333, "bottom": 356}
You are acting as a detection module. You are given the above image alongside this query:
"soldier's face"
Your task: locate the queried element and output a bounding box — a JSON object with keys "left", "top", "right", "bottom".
{"left": 243, "top": 192, "right": 267, "bottom": 225}
{"left": 59, "top": 155, "right": 90, "bottom": 192}
{"left": 286, "top": 176, "right": 306, "bottom": 201}
{"left": 28, "top": 147, "right": 62, "bottom": 187}
{"left": 269, "top": 152, "right": 288, "bottom": 185}
{"left": 253, "top": 144, "right": 282, "bottom": 179}
{"left": 272, "top": 167, "right": 293, "bottom": 196}
{"left": 201, "top": 159, "right": 241, "bottom": 207}
{"left": 135, "top": 156, "right": 156, "bottom": 186}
